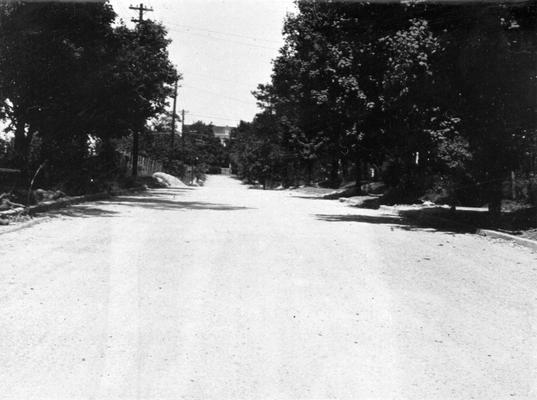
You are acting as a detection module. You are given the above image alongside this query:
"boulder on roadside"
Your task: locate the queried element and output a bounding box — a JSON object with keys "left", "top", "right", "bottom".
{"left": 339, "top": 195, "right": 381, "bottom": 209}
{"left": 360, "top": 181, "right": 386, "bottom": 195}
{"left": 322, "top": 186, "right": 360, "bottom": 199}
{"left": 0, "top": 199, "right": 24, "bottom": 211}
{"left": 33, "top": 189, "right": 65, "bottom": 203}
{"left": 152, "top": 172, "right": 188, "bottom": 188}
{"left": 0, "top": 193, "right": 24, "bottom": 211}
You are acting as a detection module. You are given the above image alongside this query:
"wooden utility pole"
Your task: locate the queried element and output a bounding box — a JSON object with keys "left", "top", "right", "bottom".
{"left": 128, "top": 3, "right": 153, "bottom": 176}
{"left": 129, "top": 3, "right": 153, "bottom": 24}
{"left": 181, "top": 109, "right": 186, "bottom": 154}
{"left": 171, "top": 80, "right": 178, "bottom": 148}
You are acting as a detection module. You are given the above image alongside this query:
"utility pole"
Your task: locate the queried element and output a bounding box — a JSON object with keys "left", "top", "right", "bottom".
{"left": 181, "top": 109, "right": 186, "bottom": 154}
{"left": 171, "top": 80, "right": 178, "bottom": 148}
{"left": 128, "top": 3, "right": 153, "bottom": 176}
{"left": 129, "top": 3, "right": 153, "bottom": 24}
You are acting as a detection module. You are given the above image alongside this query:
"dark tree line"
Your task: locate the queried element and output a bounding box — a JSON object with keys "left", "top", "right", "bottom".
{"left": 118, "top": 118, "right": 229, "bottom": 179}
{"left": 230, "top": 1, "right": 537, "bottom": 216}
{"left": 0, "top": 1, "right": 178, "bottom": 193}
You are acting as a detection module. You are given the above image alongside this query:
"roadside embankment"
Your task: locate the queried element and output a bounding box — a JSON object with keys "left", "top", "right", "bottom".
{"left": 380, "top": 204, "right": 537, "bottom": 251}
{"left": 0, "top": 186, "right": 147, "bottom": 232}
{"left": 290, "top": 182, "right": 537, "bottom": 250}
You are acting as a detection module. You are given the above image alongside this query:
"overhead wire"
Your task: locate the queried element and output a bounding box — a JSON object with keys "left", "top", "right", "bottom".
{"left": 181, "top": 84, "right": 255, "bottom": 106}
{"left": 183, "top": 72, "right": 258, "bottom": 88}
{"left": 187, "top": 112, "right": 244, "bottom": 123}
{"left": 166, "top": 27, "right": 280, "bottom": 51}
{"left": 166, "top": 22, "right": 282, "bottom": 45}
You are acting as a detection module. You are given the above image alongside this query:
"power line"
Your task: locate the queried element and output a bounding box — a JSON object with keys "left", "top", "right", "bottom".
{"left": 184, "top": 72, "right": 256, "bottom": 88}
{"left": 182, "top": 84, "right": 255, "bottom": 105}
{"left": 188, "top": 112, "right": 244, "bottom": 123}
{"left": 166, "top": 22, "right": 282, "bottom": 44}
{"left": 167, "top": 28, "right": 280, "bottom": 51}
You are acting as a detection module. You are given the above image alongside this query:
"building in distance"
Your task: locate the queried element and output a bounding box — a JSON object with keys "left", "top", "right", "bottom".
{"left": 212, "top": 125, "right": 232, "bottom": 145}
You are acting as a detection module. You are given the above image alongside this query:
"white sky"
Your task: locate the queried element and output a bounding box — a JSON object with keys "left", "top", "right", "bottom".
{"left": 110, "top": 0, "right": 296, "bottom": 127}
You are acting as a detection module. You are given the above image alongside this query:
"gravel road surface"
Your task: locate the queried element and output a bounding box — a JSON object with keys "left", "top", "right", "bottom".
{"left": 1, "top": 175, "right": 536, "bottom": 399}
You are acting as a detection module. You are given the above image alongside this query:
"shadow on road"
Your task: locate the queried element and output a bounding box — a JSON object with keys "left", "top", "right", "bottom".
{"left": 403, "top": 206, "right": 537, "bottom": 232}
{"left": 47, "top": 206, "right": 118, "bottom": 218}
{"left": 110, "top": 195, "right": 252, "bottom": 211}
{"left": 149, "top": 188, "right": 196, "bottom": 195}
{"left": 45, "top": 192, "right": 252, "bottom": 219}
{"left": 291, "top": 195, "right": 331, "bottom": 200}
{"left": 315, "top": 212, "right": 476, "bottom": 234}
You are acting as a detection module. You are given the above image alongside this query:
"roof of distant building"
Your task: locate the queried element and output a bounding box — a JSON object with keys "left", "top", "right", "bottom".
{"left": 212, "top": 126, "right": 232, "bottom": 136}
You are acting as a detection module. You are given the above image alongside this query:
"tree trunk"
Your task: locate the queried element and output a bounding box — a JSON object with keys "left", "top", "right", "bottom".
{"left": 488, "top": 198, "right": 502, "bottom": 221}
{"left": 296, "top": 170, "right": 300, "bottom": 187}
{"left": 13, "top": 120, "right": 31, "bottom": 183}
{"left": 354, "top": 158, "right": 362, "bottom": 185}
{"left": 354, "top": 158, "right": 364, "bottom": 195}
{"left": 487, "top": 179, "right": 503, "bottom": 222}
{"left": 449, "top": 182, "right": 458, "bottom": 215}
{"left": 306, "top": 159, "right": 313, "bottom": 186}
{"left": 511, "top": 170, "right": 516, "bottom": 200}
{"left": 329, "top": 156, "right": 339, "bottom": 188}
{"left": 132, "top": 131, "right": 139, "bottom": 177}
{"left": 341, "top": 157, "right": 349, "bottom": 182}
{"left": 101, "top": 136, "right": 116, "bottom": 169}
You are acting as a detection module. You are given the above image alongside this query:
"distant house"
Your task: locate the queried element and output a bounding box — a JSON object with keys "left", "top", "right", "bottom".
{"left": 212, "top": 125, "right": 232, "bottom": 145}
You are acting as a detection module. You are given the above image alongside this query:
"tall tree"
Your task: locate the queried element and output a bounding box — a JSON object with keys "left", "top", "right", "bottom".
{"left": 424, "top": 2, "right": 537, "bottom": 215}
{"left": 0, "top": 2, "right": 178, "bottom": 189}
{"left": 230, "top": 113, "right": 284, "bottom": 187}
{"left": 0, "top": 1, "right": 117, "bottom": 180}
{"left": 100, "top": 20, "right": 178, "bottom": 173}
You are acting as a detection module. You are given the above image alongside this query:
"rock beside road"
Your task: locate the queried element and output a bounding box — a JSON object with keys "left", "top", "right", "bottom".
{"left": 360, "top": 181, "right": 386, "bottom": 194}
{"left": 33, "top": 189, "right": 65, "bottom": 203}
{"left": 322, "top": 186, "right": 360, "bottom": 199}
{"left": 152, "top": 172, "right": 188, "bottom": 188}
{"left": 339, "top": 195, "right": 381, "bottom": 209}
{"left": 0, "top": 194, "right": 24, "bottom": 211}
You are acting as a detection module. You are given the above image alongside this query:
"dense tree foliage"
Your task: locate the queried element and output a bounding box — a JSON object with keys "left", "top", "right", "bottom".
{"left": 230, "top": 112, "right": 285, "bottom": 188}
{"left": 182, "top": 121, "right": 229, "bottom": 173}
{"left": 119, "top": 119, "right": 228, "bottom": 179}
{"left": 0, "top": 2, "right": 115, "bottom": 182}
{"left": 240, "top": 1, "right": 536, "bottom": 214}
{"left": 0, "top": 1, "right": 177, "bottom": 193}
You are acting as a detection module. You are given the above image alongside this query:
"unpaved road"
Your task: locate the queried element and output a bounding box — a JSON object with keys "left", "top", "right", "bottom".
{"left": 1, "top": 175, "right": 536, "bottom": 399}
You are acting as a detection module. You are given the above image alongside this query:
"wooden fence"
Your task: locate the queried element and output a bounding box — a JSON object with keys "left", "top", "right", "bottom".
{"left": 124, "top": 155, "right": 163, "bottom": 177}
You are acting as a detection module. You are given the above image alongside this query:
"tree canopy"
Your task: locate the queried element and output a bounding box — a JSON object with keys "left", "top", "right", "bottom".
{"left": 241, "top": 0, "right": 537, "bottom": 214}
{"left": 0, "top": 1, "right": 178, "bottom": 192}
